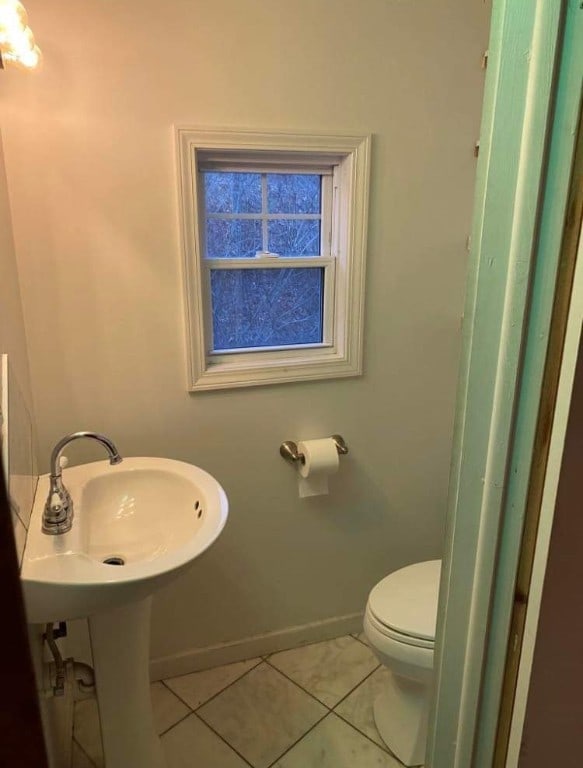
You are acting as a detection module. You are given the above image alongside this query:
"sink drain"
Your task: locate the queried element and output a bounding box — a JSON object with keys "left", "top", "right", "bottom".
{"left": 102, "top": 556, "right": 125, "bottom": 566}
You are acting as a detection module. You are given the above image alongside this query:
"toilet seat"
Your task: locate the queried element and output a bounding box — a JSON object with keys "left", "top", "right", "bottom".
{"left": 366, "top": 608, "right": 434, "bottom": 650}
{"left": 367, "top": 559, "right": 441, "bottom": 644}
{"left": 364, "top": 609, "right": 434, "bottom": 680}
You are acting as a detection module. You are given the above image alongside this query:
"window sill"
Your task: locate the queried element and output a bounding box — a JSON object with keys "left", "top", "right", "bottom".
{"left": 189, "top": 347, "right": 362, "bottom": 391}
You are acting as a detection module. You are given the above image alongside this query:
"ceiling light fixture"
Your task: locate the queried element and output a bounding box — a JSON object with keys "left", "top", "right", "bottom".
{"left": 0, "top": 0, "right": 41, "bottom": 70}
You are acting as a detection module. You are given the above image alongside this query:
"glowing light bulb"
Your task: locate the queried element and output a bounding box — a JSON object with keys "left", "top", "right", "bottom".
{"left": 0, "top": 2, "right": 41, "bottom": 71}
{"left": 0, "top": 1, "right": 28, "bottom": 43}
{"left": 3, "top": 40, "right": 40, "bottom": 69}
{"left": 2, "top": 22, "right": 33, "bottom": 52}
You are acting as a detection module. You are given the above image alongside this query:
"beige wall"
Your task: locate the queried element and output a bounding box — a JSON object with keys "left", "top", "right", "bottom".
{"left": 0, "top": 133, "right": 33, "bottom": 418}
{"left": 0, "top": 131, "right": 36, "bottom": 556}
{"left": 0, "top": 0, "right": 490, "bottom": 660}
{"left": 0, "top": 133, "right": 62, "bottom": 763}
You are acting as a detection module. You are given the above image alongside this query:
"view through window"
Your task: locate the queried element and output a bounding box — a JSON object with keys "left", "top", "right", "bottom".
{"left": 202, "top": 170, "right": 328, "bottom": 351}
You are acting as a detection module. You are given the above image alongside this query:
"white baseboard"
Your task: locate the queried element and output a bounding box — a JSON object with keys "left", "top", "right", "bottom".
{"left": 150, "top": 612, "right": 364, "bottom": 681}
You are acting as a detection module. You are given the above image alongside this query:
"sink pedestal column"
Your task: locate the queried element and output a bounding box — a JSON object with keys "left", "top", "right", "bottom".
{"left": 89, "top": 596, "right": 165, "bottom": 768}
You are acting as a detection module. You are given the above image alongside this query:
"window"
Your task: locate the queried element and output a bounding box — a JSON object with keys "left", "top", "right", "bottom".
{"left": 177, "top": 129, "right": 370, "bottom": 390}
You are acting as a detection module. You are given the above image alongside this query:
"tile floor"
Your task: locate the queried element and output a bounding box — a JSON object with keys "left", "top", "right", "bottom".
{"left": 73, "top": 633, "right": 419, "bottom": 768}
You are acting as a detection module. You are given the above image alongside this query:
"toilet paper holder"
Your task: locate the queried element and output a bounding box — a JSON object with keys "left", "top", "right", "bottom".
{"left": 280, "top": 435, "right": 349, "bottom": 465}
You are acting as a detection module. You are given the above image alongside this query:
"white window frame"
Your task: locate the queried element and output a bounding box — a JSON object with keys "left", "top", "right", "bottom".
{"left": 176, "top": 128, "right": 370, "bottom": 391}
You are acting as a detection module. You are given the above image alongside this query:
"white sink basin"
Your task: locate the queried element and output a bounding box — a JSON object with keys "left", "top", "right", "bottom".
{"left": 22, "top": 457, "right": 228, "bottom": 623}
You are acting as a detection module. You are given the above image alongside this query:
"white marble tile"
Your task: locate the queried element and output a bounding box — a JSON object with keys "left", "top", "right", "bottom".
{"left": 268, "top": 635, "right": 379, "bottom": 707}
{"left": 273, "top": 713, "right": 402, "bottom": 768}
{"left": 151, "top": 681, "right": 191, "bottom": 734}
{"left": 73, "top": 699, "right": 103, "bottom": 767}
{"left": 355, "top": 631, "right": 370, "bottom": 647}
{"left": 162, "top": 713, "right": 249, "bottom": 768}
{"left": 198, "top": 662, "right": 326, "bottom": 768}
{"left": 165, "top": 657, "right": 261, "bottom": 710}
{"left": 72, "top": 740, "right": 96, "bottom": 768}
{"left": 335, "top": 666, "right": 391, "bottom": 749}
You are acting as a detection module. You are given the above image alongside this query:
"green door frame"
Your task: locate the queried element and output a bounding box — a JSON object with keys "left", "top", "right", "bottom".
{"left": 426, "top": 2, "right": 583, "bottom": 766}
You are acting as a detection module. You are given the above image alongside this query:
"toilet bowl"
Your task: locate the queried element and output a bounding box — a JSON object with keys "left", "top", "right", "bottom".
{"left": 364, "top": 559, "right": 441, "bottom": 767}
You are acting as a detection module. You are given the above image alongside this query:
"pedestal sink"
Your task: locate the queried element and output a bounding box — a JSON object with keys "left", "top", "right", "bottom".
{"left": 21, "top": 457, "right": 228, "bottom": 768}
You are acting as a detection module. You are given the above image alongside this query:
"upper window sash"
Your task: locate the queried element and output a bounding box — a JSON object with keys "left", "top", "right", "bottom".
{"left": 199, "top": 170, "right": 334, "bottom": 259}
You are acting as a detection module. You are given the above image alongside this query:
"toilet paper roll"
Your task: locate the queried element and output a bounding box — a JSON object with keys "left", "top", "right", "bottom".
{"left": 297, "top": 438, "right": 340, "bottom": 498}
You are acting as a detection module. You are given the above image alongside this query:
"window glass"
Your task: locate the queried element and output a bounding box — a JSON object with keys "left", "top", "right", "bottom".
{"left": 210, "top": 267, "right": 324, "bottom": 349}
{"left": 268, "top": 219, "right": 320, "bottom": 256}
{"left": 267, "top": 173, "right": 321, "bottom": 214}
{"left": 203, "top": 172, "right": 262, "bottom": 214}
{"left": 206, "top": 219, "right": 263, "bottom": 259}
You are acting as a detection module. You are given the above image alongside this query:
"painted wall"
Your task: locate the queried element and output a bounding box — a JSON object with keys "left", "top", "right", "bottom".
{"left": 0, "top": 132, "right": 66, "bottom": 766}
{"left": 0, "top": 132, "right": 36, "bottom": 562}
{"left": 0, "top": 0, "right": 491, "bottom": 662}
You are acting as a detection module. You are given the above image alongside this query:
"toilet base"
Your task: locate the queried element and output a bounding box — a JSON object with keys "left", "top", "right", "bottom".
{"left": 373, "top": 671, "right": 430, "bottom": 767}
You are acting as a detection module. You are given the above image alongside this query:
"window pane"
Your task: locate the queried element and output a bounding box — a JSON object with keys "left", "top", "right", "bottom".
{"left": 203, "top": 172, "right": 262, "bottom": 213}
{"left": 267, "top": 173, "right": 321, "bottom": 214}
{"left": 206, "top": 219, "right": 262, "bottom": 258}
{"left": 268, "top": 219, "right": 321, "bottom": 256}
{"left": 210, "top": 268, "right": 324, "bottom": 350}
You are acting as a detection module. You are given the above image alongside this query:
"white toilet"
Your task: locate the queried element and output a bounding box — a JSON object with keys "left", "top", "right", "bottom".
{"left": 363, "top": 559, "right": 441, "bottom": 767}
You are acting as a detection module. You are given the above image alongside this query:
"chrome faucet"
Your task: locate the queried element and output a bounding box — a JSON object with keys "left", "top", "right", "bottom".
{"left": 42, "top": 431, "right": 123, "bottom": 535}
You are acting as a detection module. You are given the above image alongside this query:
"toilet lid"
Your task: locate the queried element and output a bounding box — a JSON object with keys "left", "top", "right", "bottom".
{"left": 368, "top": 560, "right": 441, "bottom": 641}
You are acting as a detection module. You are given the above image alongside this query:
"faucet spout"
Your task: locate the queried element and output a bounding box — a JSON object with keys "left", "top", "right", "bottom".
{"left": 43, "top": 432, "right": 123, "bottom": 535}
{"left": 49, "top": 431, "right": 122, "bottom": 479}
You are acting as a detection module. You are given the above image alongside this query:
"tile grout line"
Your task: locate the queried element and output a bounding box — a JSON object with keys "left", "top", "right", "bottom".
{"left": 160, "top": 656, "right": 263, "bottom": 717}
{"left": 331, "top": 662, "right": 381, "bottom": 710}
{"left": 261, "top": 631, "right": 381, "bottom": 709}
{"left": 264, "top": 654, "right": 381, "bottom": 715}
{"left": 159, "top": 631, "right": 363, "bottom": 711}
{"left": 260, "top": 656, "right": 389, "bottom": 760}
{"left": 159, "top": 678, "right": 195, "bottom": 717}
{"left": 164, "top": 663, "right": 393, "bottom": 763}
{"left": 332, "top": 709, "right": 404, "bottom": 761}
{"left": 157, "top": 679, "right": 256, "bottom": 768}
{"left": 262, "top": 658, "right": 337, "bottom": 711}
{"left": 161, "top": 653, "right": 353, "bottom": 768}
{"left": 258, "top": 656, "right": 386, "bottom": 764}
{"left": 330, "top": 664, "right": 408, "bottom": 759}
{"left": 158, "top": 639, "right": 392, "bottom": 766}
{"left": 264, "top": 709, "right": 332, "bottom": 768}
{"left": 157, "top": 708, "right": 194, "bottom": 738}
{"left": 192, "top": 711, "right": 256, "bottom": 767}
{"left": 79, "top": 639, "right": 398, "bottom": 768}
{"left": 191, "top": 659, "right": 330, "bottom": 766}
{"left": 72, "top": 737, "right": 97, "bottom": 768}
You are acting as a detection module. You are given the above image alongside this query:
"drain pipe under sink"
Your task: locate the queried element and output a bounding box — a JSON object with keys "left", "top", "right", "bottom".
{"left": 44, "top": 622, "right": 96, "bottom": 699}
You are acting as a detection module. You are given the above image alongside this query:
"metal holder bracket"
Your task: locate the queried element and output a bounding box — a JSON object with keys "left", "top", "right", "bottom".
{"left": 279, "top": 434, "right": 348, "bottom": 465}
